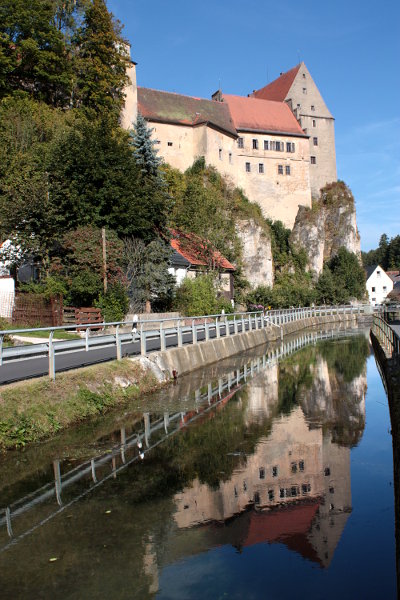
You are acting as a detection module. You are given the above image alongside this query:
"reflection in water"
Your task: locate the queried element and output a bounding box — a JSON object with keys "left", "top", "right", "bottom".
{"left": 0, "top": 328, "right": 378, "bottom": 599}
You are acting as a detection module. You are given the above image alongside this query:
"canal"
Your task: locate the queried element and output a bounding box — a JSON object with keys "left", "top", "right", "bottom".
{"left": 0, "top": 326, "right": 397, "bottom": 599}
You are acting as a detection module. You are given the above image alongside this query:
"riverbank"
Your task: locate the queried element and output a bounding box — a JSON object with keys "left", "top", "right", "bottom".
{"left": 0, "top": 359, "right": 163, "bottom": 451}
{"left": 0, "top": 313, "right": 369, "bottom": 451}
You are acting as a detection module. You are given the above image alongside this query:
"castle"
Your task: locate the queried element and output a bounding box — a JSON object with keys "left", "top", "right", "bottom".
{"left": 121, "top": 58, "right": 337, "bottom": 229}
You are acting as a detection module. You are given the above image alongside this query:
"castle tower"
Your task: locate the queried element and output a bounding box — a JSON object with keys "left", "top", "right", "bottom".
{"left": 252, "top": 63, "right": 337, "bottom": 198}
{"left": 121, "top": 44, "right": 138, "bottom": 130}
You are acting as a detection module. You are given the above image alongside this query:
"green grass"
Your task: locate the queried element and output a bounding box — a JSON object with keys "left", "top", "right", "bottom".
{"left": 11, "top": 329, "right": 81, "bottom": 340}
{"left": 0, "top": 359, "right": 165, "bottom": 451}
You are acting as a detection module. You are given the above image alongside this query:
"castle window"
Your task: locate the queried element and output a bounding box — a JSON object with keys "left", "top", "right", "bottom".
{"left": 259, "top": 467, "right": 265, "bottom": 479}
{"left": 302, "top": 483, "right": 311, "bottom": 495}
{"left": 286, "top": 142, "right": 295, "bottom": 153}
{"left": 229, "top": 152, "right": 232, "bottom": 164}
{"left": 167, "top": 141, "right": 173, "bottom": 146}
{"left": 285, "top": 165, "right": 291, "bottom": 175}
{"left": 303, "top": 87, "right": 307, "bottom": 94}
{"left": 219, "top": 148, "right": 222, "bottom": 160}
{"left": 245, "top": 162, "right": 251, "bottom": 173}
{"left": 264, "top": 140, "right": 269, "bottom": 150}
{"left": 254, "top": 492, "right": 260, "bottom": 504}
{"left": 272, "top": 466, "right": 279, "bottom": 477}
{"left": 372, "top": 286, "right": 376, "bottom": 292}
{"left": 291, "top": 462, "right": 297, "bottom": 473}
{"left": 313, "top": 137, "right": 318, "bottom": 146}
{"left": 268, "top": 489, "right": 274, "bottom": 501}
{"left": 259, "top": 163, "right": 264, "bottom": 174}
{"left": 302, "top": 73, "right": 306, "bottom": 79}
{"left": 311, "top": 156, "right": 316, "bottom": 165}
{"left": 278, "top": 165, "right": 283, "bottom": 175}
{"left": 299, "top": 460, "right": 305, "bottom": 471}
{"left": 238, "top": 137, "right": 244, "bottom": 149}
{"left": 324, "top": 467, "right": 331, "bottom": 476}
{"left": 383, "top": 286, "right": 387, "bottom": 291}
{"left": 312, "top": 119, "right": 316, "bottom": 127}
{"left": 252, "top": 138, "right": 258, "bottom": 150}
{"left": 311, "top": 105, "right": 315, "bottom": 111}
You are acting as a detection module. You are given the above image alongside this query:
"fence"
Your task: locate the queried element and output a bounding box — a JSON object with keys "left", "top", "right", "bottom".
{"left": 0, "top": 304, "right": 367, "bottom": 382}
{"left": 0, "top": 291, "right": 63, "bottom": 327}
{"left": 372, "top": 314, "right": 400, "bottom": 358}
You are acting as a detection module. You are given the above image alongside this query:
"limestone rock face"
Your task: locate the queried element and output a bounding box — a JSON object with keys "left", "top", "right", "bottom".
{"left": 290, "top": 182, "right": 361, "bottom": 277}
{"left": 236, "top": 219, "right": 274, "bottom": 288}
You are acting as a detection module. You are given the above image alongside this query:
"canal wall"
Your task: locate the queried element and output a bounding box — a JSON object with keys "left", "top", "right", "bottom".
{"left": 370, "top": 333, "right": 400, "bottom": 592}
{"left": 146, "top": 313, "right": 368, "bottom": 380}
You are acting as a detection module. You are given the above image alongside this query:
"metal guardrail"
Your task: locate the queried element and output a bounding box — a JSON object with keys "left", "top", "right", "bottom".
{"left": 0, "top": 304, "right": 368, "bottom": 380}
{"left": 372, "top": 314, "right": 400, "bottom": 357}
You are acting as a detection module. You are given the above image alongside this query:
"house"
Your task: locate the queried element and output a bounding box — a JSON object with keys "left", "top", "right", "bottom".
{"left": 121, "top": 53, "right": 337, "bottom": 229}
{"left": 168, "top": 230, "right": 235, "bottom": 300}
{"left": 365, "top": 265, "right": 393, "bottom": 306}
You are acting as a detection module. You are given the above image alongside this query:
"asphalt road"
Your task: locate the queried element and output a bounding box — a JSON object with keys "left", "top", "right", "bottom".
{"left": 0, "top": 322, "right": 236, "bottom": 385}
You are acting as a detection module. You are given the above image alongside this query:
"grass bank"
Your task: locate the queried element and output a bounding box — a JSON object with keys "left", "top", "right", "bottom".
{"left": 0, "top": 359, "right": 164, "bottom": 451}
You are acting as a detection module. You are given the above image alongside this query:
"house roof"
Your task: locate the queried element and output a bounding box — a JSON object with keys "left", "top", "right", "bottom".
{"left": 222, "top": 94, "right": 306, "bottom": 136}
{"left": 387, "top": 270, "right": 400, "bottom": 281}
{"left": 365, "top": 264, "right": 380, "bottom": 279}
{"left": 251, "top": 64, "right": 301, "bottom": 102}
{"left": 137, "top": 87, "right": 237, "bottom": 137}
{"left": 170, "top": 230, "right": 235, "bottom": 271}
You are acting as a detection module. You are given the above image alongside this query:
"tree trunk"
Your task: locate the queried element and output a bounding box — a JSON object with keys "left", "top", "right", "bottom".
{"left": 145, "top": 299, "right": 151, "bottom": 313}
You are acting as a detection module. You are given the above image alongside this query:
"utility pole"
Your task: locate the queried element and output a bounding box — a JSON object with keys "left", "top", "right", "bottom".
{"left": 102, "top": 227, "right": 107, "bottom": 293}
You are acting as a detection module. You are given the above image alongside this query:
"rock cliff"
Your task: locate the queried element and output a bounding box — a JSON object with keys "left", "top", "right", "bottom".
{"left": 235, "top": 219, "right": 274, "bottom": 288}
{"left": 290, "top": 182, "right": 361, "bottom": 277}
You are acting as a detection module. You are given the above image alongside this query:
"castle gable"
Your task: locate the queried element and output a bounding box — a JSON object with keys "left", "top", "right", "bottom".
{"left": 137, "top": 87, "right": 237, "bottom": 137}
{"left": 222, "top": 94, "right": 306, "bottom": 136}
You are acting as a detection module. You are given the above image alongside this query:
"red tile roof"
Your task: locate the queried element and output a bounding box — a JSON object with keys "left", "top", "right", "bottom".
{"left": 222, "top": 94, "right": 305, "bottom": 136}
{"left": 170, "top": 230, "right": 235, "bottom": 271}
{"left": 138, "top": 87, "right": 237, "bottom": 137}
{"left": 252, "top": 64, "right": 301, "bottom": 102}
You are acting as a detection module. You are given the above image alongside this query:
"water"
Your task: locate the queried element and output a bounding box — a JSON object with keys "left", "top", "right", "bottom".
{"left": 0, "top": 327, "right": 397, "bottom": 599}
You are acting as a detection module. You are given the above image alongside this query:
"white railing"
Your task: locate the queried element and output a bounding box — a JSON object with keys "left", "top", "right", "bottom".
{"left": 0, "top": 304, "right": 368, "bottom": 381}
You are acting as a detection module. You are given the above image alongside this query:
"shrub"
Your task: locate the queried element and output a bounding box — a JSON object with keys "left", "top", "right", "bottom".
{"left": 96, "top": 283, "right": 129, "bottom": 322}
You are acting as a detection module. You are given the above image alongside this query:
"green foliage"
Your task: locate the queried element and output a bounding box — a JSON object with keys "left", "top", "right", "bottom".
{"left": 124, "top": 237, "right": 174, "bottom": 312}
{"left": 174, "top": 274, "right": 220, "bottom": 316}
{"left": 130, "top": 112, "right": 162, "bottom": 176}
{"left": 74, "top": 0, "right": 129, "bottom": 118}
{"left": 316, "top": 247, "right": 366, "bottom": 304}
{"left": 96, "top": 282, "right": 129, "bottom": 322}
{"left": 362, "top": 233, "right": 400, "bottom": 270}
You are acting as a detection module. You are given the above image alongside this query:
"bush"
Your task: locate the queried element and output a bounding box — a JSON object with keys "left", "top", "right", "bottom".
{"left": 174, "top": 274, "right": 219, "bottom": 316}
{"left": 96, "top": 283, "right": 129, "bottom": 322}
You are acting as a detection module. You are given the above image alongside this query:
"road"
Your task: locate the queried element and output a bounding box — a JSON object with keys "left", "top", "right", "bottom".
{"left": 0, "top": 323, "right": 231, "bottom": 385}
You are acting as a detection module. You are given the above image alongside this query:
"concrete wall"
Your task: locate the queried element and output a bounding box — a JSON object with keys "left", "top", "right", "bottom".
{"left": 146, "top": 314, "right": 362, "bottom": 379}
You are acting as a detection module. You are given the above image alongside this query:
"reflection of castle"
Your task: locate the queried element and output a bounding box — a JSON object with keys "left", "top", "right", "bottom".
{"left": 173, "top": 356, "right": 366, "bottom": 568}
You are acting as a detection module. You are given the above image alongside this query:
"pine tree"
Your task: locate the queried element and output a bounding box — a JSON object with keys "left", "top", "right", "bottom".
{"left": 130, "top": 112, "right": 162, "bottom": 177}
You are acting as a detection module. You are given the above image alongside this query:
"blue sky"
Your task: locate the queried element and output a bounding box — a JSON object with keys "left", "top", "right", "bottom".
{"left": 108, "top": 0, "right": 400, "bottom": 251}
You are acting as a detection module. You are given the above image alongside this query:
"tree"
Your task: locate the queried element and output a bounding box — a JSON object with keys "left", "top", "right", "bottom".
{"left": 130, "top": 112, "right": 162, "bottom": 176}
{"left": 73, "top": 0, "right": 129, "bottom": 117}
{"left": 0, "top": 0, "right": 73, "bottom": 105}
{"left": 316, "top": 247, "right": 366, "bottom": 304}
{"left": 124, "top": 237, "right": 174, "bottom": 313}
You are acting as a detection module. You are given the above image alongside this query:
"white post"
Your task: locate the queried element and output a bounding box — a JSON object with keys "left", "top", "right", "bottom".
{"left": 48, "top": 331, "right": 55, "bottom": 381}
{"left": 116, "top": 325, "right": 122, "bottom": 360}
